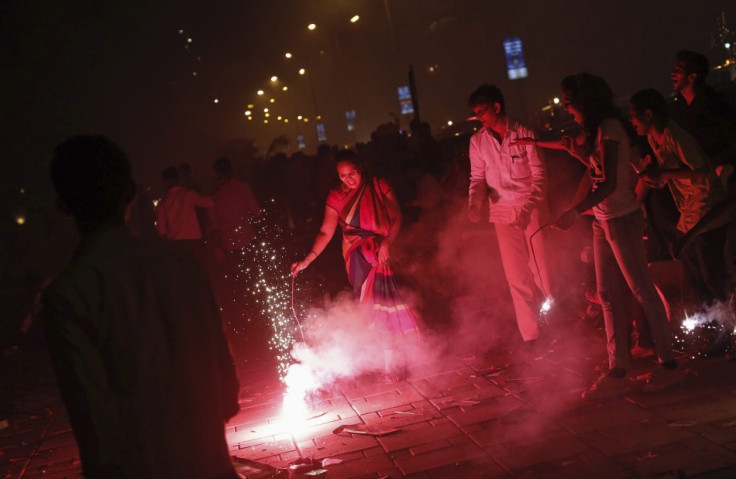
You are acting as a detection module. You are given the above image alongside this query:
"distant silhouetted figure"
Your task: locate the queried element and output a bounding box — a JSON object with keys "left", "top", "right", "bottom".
{"left": 156, "top": 165, "right": 214, "bottom": 264}
{"left": 670, "top": 50, "right": 736, "bottom": 179}
{"left": 211, "top": 157, "right": 260, "bottom": 255}
{"left": 42, "top": 135, "right": 240, "bottom": 479}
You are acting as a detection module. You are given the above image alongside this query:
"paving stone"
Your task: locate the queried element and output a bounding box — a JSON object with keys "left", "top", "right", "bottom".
{"left": 322, "top": 451, "right": 396, "bottom": 478}
{"left": 409, "top": 368, "right": 501, "bottom": 399}
{"left": 650, "top": 393, "right": 736, "bottom": 425}
{"left": 691, "top": 419, "right": 736, "bottom": 445}
{"left": 510, "top": 452, "right": 634, "bottom": 479}
{"left": 408, "top": 438, "right": 452, "bottom": 456}
{"left": 310, "top": 395, "right": 359, "bottom": 420}
{"left": 377, "top": 419, "right": 463, "bottom": 453}
{"left": 362, "top": 400, "right": 442, "bottom": 429}
{"left": 487, "top": 431, "right": 593, "bottom": 472}
{"left": 341, "top": 377, "right": 412, "bottom": 400}
{"left": 347, "top": 385, "right": 426, "bottom": 416}
{"left": 581, "top": 416, "right": 697, "bottom": 456}
{"left": 228, "top": 399, "right": 283, "bottom": 424}
{"left": 35, "top": 431, "right": 77, "bottom": 451}
{"left": 446, "top": 395, "right": 526, "bottom": 428}
{"left": 394, "top": 442, "right": 488, "bottom": 475}
{"left": 467, "top": 410, "right": 561, "bottom": 447}
{"left": 33, "top": 442, "right": 80, "bottom": 464}
{"left": 0, "top": 461, "right": 27, "bottom": 479}
{"left": 22, "top": 456, "right": 82, "bottom": 479}
{"left": 623, "top": 379, "right": 716, "bottom": 409}
{"left": 614, "top": 436, "right": 736, "bottom": 477}
{"left": 289, "top": 416, "right": 358, "bottom": 442}
{"left": 234, "top": 437, "right": 296, "bottom": 461}
{"left": 418, "top": 458, "right": 509, "bottom": 478}
{"left": 297, "top": 431, "right": 379, "bottom": 459}
{"left": 553, "top": 398, "right": 653, "bottom": 434}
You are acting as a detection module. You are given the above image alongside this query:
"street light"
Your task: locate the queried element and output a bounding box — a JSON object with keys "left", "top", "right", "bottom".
{"left": 270, "top": 75, "right": 278, "bottom": 82}
{"left": 285, "top": 52, "right": 293, "bottom": 59}
{"left": 350, "top": 15, "right": 360, "bottom": 23}
{"left": 307, "top": 23, "right": 316, "bottom": 31}
{"left": 257, "top": 90, "right": 264, "bottom": 96}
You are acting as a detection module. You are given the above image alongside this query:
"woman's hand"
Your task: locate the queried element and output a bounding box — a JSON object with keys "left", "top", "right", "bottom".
{"left": 290, "top": 254, "right": 315, "bottom": 276}
{"left": 640, "top": 168, "right": 667, "bottom": 188}
{"left": 377, "top": 241, "right": 390, "bottom": 264}
{"left": 561, "top": 135, "right": 585, "bottom": 160}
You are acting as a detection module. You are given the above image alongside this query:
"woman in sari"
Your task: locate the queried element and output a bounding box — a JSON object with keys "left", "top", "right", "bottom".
{"left": 291, "top": 150, "right": 419, "bottom": 380}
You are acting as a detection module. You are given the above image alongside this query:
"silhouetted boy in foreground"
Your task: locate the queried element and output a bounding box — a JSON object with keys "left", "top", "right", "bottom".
{"left": 42, "top": 135, "right": 240, "bottom": 479}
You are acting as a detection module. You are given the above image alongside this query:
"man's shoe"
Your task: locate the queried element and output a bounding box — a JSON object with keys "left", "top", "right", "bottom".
{"left": 582, "top": 374, "right": 631, "bottom": 400}
{"left": 641, "top": 367, "right": 688, "bottom": 392}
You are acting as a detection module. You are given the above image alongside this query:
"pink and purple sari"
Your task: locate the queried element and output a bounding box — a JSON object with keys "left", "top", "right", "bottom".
{"left": 326, "top": 178, "right": 419, "bottom": 337}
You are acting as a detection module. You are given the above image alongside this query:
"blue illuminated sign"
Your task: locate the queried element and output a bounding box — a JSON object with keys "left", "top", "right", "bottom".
{"left": 503, "top": 37, "right": 528, "bottom": 80}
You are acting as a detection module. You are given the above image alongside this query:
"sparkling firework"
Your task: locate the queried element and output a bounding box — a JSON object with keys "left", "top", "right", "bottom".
{"left": 233, "top": 200, "right": 320, "bottom": 379}
{"left": 281, "top": 362, "right": 319, "bottom": 423}
{"left": 539, "top": 296, "right": 554, "bottom": 315}
{"left": 673, "top": 301, "right": 736, "bottom": 358}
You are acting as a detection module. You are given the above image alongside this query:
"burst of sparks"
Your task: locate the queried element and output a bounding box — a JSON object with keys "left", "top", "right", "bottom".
{"left": 682, "top": 316, "right": 698, "bottom": 332}
{"left": 281, "top": 362, "right": 318, "bottom": 423}
{"left": 230, "top": 200, "right": 320, "bottom": 380}
{"left": 539, "top": 297, "right": 554, "bottom": 314}
{"left": 673, "top": 302, "right": 736, "bottom": 358}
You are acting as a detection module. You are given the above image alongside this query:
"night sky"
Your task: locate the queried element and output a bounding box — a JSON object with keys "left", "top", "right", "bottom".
{"left": 2, "top": 0, "right": 735, "bottom": 274}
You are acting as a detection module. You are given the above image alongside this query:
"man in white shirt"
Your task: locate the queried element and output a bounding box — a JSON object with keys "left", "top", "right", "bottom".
{"left": 467, "top": 84, "right": 552, "bottom": 345}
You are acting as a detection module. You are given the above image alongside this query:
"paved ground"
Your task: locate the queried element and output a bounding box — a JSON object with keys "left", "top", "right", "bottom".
{"left": 2, "top": 318, "right": 736, "bottom": 479}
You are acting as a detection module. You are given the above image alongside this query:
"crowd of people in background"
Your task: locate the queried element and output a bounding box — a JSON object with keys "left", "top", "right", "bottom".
{"left": 155, "top": 50, "right": 735, "bottom": 394}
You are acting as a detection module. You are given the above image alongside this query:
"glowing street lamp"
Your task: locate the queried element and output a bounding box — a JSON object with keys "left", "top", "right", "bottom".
{"left": 298, "top": 68, "right": 306, "bottom": 75}
{"left": 350, "top": 15, "right": 360, "bottom": 23}
{"left": 282, "top": 86, "right": 288, "bottom": 91}
{"left": 257, "top": 90, "right": 264, "bottom": 96}
{"left": 270, "top": 75, "right": 278, "bottom": 82}
{"left": 307, "top": 23, "right": 316, "bottom": 31}
{"left": 244, "top": 110, "right": 251, "bottom": 116}
{"left": 285, "top": 52, "right": 293, "bottom": 59}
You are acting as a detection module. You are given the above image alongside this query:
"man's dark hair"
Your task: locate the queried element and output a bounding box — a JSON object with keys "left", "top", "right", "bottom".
{"left": 630, "top": 88, "right": 669, "bottom": 129}
{"left": 177, "top": 162, "right": 191, "bottom": 175}
{"left": 162, "top": 166, "right": 179, "bottom": 181}
{"left": 213, "top": 157, "right": 232, "bottom": 175}
{"left": 51, "top": 135, "right": 133, "bottom": 223}
{"left": 468, "top": 84, "right": 506, "bottom": 113}
{"left": 317, "top": 144, "right": 331, "bottom": 156}
{"left": 676, "top": 50, "right": 709, "bottom": 86}
{"left": 561, "top": 73, "right": 622, "bottom": 152}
